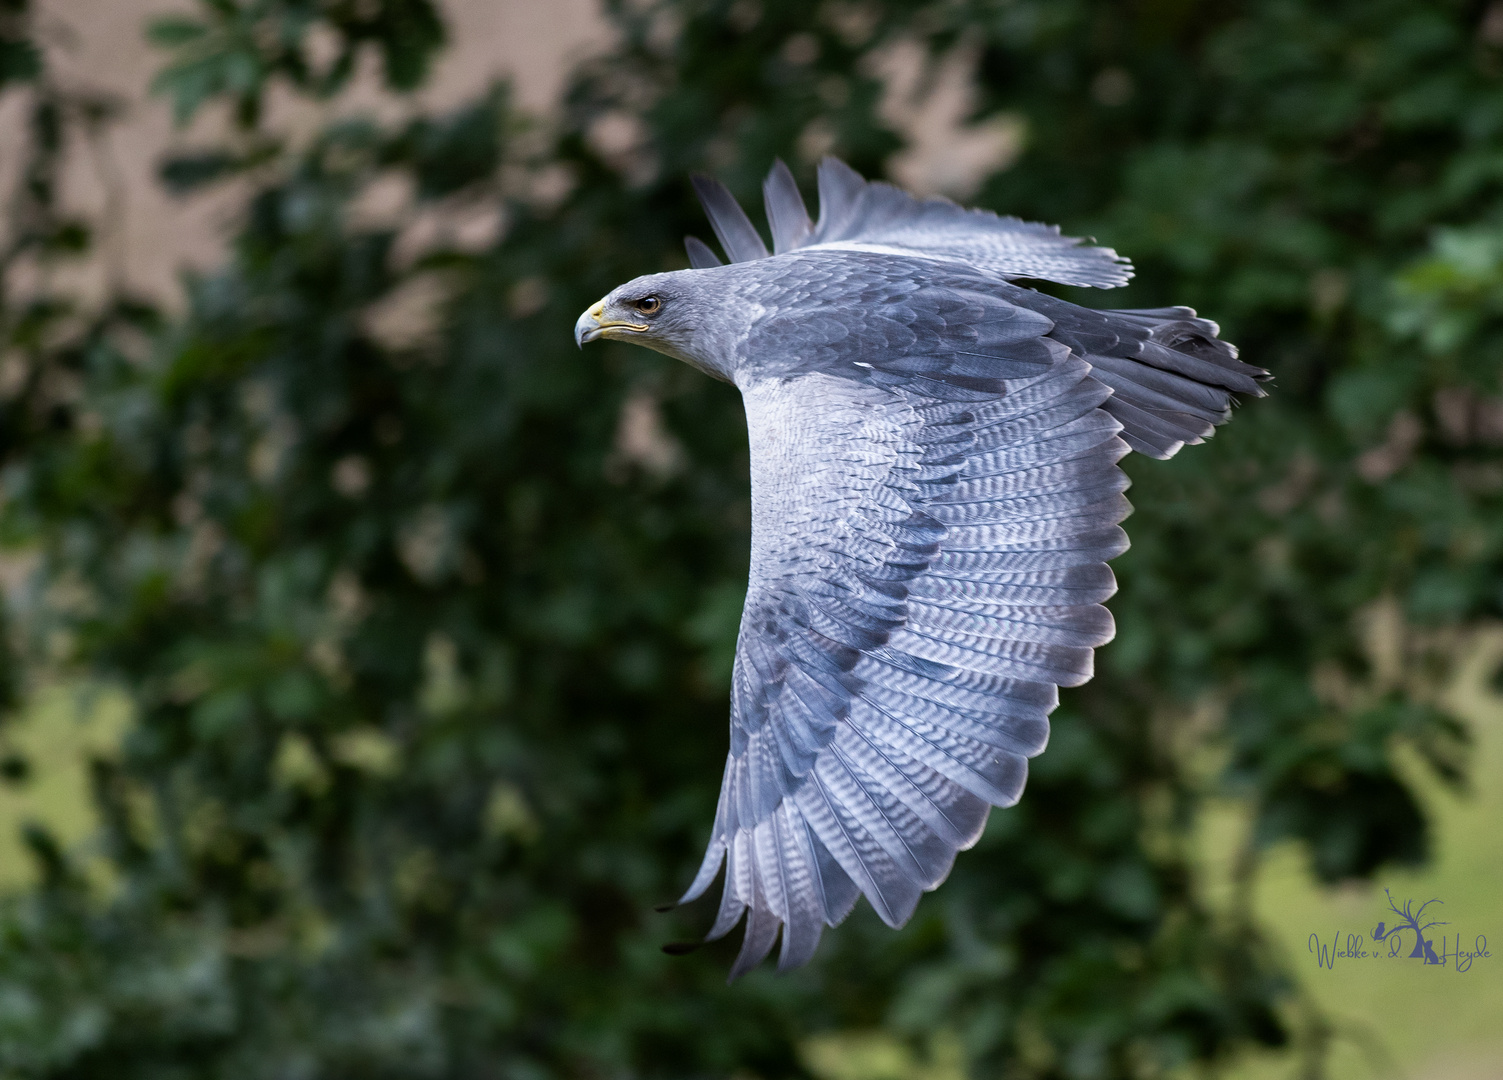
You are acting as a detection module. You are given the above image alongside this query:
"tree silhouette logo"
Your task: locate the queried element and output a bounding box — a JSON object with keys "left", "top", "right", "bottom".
{"left": 1308, "top": 889, "right": 1491, "bottom": 972}
{"left": 1372, "top": 889, "right": 1445, "bottom": 963}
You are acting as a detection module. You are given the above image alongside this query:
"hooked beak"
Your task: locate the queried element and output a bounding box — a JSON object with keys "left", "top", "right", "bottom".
{"left": 575, "top": 300, "right": 648, "bottom": 347}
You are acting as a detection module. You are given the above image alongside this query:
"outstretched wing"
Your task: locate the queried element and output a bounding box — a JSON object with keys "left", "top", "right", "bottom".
{"left": 689, "top": 158, "right": 1133, "bottom": 288}
{"left": 680, "top": 282, "right": 1140, "bottom": 978}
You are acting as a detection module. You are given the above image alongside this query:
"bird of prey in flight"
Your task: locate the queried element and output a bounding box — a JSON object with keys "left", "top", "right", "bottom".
{"left": 575, "top": 158, "right": 1267, "bottom": 978}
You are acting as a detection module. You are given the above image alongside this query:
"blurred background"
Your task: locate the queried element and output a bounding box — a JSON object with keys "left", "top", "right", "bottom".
{"left": 0, "top": 1, "right": 1499, "bottom": 1077}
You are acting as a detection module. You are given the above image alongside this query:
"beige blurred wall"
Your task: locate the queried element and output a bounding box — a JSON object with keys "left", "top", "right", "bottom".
{"left": 20, "top": 0, "right": 607, "bottom": 305}
{"left": 9, "top": 1, "right": 1021, "bottom": 308}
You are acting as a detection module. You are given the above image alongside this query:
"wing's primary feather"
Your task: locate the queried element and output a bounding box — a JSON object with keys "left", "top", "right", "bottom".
{"left": 685, "top": 235, "right": 724, "bottom": 269}
{"left": 763, "top": 159, "right": 813, "bottom": 255}
{"left": 688, "top": 157, "right": 1131, "bottom": 288}
{"left": 692, "top": 174, "right": 769, "bottom": 263}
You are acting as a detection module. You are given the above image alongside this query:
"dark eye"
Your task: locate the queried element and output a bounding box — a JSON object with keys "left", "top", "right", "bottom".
{"left": 633, "top": 296, "right": 662, "bottom": 315}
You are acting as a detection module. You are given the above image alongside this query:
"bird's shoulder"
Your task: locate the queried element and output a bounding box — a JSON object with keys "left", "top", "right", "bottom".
{"left": 741, "top": 258, "right": 1066, "bottom": 390}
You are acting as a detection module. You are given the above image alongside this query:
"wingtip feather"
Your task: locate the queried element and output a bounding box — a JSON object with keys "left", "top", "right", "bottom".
{"left": 815, "top": 156, "right": 867, "bottom": 235}
{"left": 763, "top": 158, "right": 813, "bottom": 254}
{"left": 691, "top": 174, "right": 770, "bottom": 263}
{"left": 685, "top": 234, "right": 724, "bottom": 269}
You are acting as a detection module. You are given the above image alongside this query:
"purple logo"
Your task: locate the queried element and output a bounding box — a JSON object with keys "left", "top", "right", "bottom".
{"left": 1309, "top": 890, "right": 1491, "bottom": 973}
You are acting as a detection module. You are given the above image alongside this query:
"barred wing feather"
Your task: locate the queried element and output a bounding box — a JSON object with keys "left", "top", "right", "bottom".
{"left": 680, "top": 357, "right": 1130, "bottom": 977}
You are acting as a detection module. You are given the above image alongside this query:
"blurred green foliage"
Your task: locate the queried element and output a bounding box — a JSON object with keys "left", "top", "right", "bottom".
{"left": 0, "top": 0, "right": 1500, "bottom": 1077}
{"left": 149, "top": 0, "right": 445, "bottom": 126}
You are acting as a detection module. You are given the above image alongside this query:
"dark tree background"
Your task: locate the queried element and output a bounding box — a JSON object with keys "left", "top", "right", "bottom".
{"left": 0, "top": 0, "right": 1497, "bottom": 1076}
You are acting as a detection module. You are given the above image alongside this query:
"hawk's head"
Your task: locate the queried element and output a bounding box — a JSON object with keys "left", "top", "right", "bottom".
{"left": 575, "top": 269, "right": 747, "bottom": 382}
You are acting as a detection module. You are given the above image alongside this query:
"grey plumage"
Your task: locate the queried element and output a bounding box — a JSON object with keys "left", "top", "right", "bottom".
{"left": 574, "top": 158, "right": 1269, "bottom": 979}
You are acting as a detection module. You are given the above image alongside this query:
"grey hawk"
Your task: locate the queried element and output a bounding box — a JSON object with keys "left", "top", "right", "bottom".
{"left": 575, "top": 158, "right": 1268, "bottom": 978}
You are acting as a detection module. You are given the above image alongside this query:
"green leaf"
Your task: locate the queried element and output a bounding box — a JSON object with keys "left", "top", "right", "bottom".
{"left": 144, "top": 16, "right": 208, "bottom": 47}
